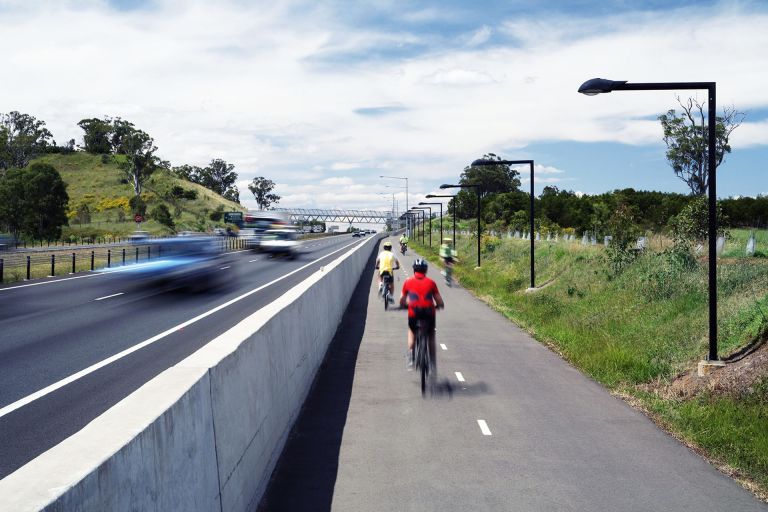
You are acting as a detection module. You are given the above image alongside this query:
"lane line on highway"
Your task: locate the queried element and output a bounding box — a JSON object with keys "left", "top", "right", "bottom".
{"left": 248, "top": 259, "right": 259, "bottom": 263}
{"left": 0, "top": 237, "right": 366, "bottom": 419}
{"left": 219, "top": 266, "right": 231, "bottom": 270}
{"left": 94, "top": 293, "right": 124, "bottom": 301}
{"left": 0, "top": 272, "right": 103, "bottom": 291}
{"left": 440, "top": 343, "right": 447, "bottom": 350}
{"left": 477, "top": 420, "right": 492, "bottom": 436}
{"left": 455, "top": 371, "right": 465, "bottom": 382}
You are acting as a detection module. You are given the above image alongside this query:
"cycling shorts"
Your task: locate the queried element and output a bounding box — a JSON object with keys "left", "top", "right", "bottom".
{"left": 380, "top": 271, "right": 393, "bottom": 281}
{"left": 408, "top": 308, "right": 435, "bottom": 334}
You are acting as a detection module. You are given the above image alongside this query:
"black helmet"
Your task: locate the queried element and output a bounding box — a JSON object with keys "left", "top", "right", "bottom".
{"left": 383, "top": 241, "right": 392, "bottom": 249}
{"left": 412, "top": 258, "right": 428, "bottom": 273}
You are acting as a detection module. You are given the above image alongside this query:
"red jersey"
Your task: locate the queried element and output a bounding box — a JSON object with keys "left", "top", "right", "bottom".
{"left": 401, "top": 272, "right": 439, "bottom": 318}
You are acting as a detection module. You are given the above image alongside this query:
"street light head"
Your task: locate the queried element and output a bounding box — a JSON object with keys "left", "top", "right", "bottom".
{"left": 440, "top": 184, "right": 458, "bottom": 189}
{"left": 578, "top": 78, "right": 628, "bottom": 95}
{"left": 471, "top": 158, "right": 497, "bottom": 167}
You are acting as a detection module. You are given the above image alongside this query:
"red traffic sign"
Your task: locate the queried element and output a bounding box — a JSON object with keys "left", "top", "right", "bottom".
{"left": 134, "top": 214, "right": 144, "bottom": 223}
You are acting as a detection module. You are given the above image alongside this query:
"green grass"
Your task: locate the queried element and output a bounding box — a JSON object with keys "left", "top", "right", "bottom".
{"left": 412, "top": 232, "right": 768, "bottom": 493}
{"left": 31, "top": 153, "right": 244, "bottom": 239}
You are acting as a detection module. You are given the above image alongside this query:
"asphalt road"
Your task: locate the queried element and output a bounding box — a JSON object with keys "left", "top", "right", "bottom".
{"left": 259, "top": 236, "right": 767, "bottom": 512}
{"left": 0, "top": 233, "right": 369, "bottom": 480}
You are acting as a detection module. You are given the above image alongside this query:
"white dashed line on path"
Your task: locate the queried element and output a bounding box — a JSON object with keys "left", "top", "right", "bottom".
{"left": 249, "top": 259, "right": 258, "bottom": 262}
{"left": 94, "top": 292, "right": 124, "bottom": 301}
{"left": 455, "top": 371, "right": 465, "bottom": 382}
{"left": 440, "top": 343, "right": 447, "bottom": 350}
{"left": 220, "top": 266, "right": 231, "bottom": 270}
{"left": 477, "top": 420, "right": 492, "bottom": 436}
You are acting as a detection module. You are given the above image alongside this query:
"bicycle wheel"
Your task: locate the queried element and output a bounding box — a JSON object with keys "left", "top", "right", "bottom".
{"left": 418, "top": 327, "right": 429, "bottom": 396}
{"left": 384, "top": 287, "right": 389, "bottom": 310}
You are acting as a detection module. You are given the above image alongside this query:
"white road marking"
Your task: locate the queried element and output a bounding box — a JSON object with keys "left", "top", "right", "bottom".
{"left": 440, "top": 343, "right": 447, "bottom": 351}
{"left": 0, "top": 272, "right": 103, "bottom": 291}
{"left": 94, "top": 292, "right": 124, "bottom": 301}
{"left": 219, "top": 266, "right": 231, "bottom": 270}
{"left": 477, "top": 420, "right": 492, "bottom": 436}
{"left": 0, "top": 238, "right": 366, "bottom": 420}
{"left": 455, "top": 371, "right": 465, "bottom": 382}
{"left": 248, "top": 259, "right": 258, "bottom": 263}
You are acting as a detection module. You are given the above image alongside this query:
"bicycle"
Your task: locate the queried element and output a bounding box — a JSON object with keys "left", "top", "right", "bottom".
{"left": 382, "top": 273, "right": 393, "bottom": 310}
{"left": 412, "top": 317, "right": 433, "bottom": 397}
{"left": 400, "top": 243, "right": 407, "bottom": 255}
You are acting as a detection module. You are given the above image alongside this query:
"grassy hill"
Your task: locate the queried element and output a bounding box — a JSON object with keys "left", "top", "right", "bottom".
{"left": 32, "top": 153, "right": 245, "bottom": 239}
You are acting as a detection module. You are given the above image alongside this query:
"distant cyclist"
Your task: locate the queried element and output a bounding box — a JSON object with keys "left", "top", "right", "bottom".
{"left": 439, "top": 237, "right": 457, "bottom": 285}
{"left": 399, "top": 258, "right": 444, "bottom": 370}
{"left": 375, "top": 241, "right": 400, "bottom": 299}
{"left": 399, "top": 233, "right": 409, "bottom": 254}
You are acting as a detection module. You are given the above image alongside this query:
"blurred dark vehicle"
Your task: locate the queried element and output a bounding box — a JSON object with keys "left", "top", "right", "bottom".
{"left": 101, "top": 235, "right": 232, "bottom": 291}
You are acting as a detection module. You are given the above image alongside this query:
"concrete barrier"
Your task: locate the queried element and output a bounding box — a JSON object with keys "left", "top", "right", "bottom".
{"left": 0, "top": 235, "right": 381, "bottom": 511}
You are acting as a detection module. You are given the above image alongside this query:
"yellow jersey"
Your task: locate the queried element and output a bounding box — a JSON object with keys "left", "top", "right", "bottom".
{"left": 378, "top": 251, "right": 396, "bottom": 274}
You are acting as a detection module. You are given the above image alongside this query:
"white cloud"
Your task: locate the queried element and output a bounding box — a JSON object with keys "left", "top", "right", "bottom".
{"left": 464, "top": 25, "right": 492, "bottom": 47}
{"left": 1, "top": 1, "right": 766, "bottom": 208}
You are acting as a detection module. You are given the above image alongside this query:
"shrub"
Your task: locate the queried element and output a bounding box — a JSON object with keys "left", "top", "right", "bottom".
{"left": 150, "top": 204, "right": 175, "bottom": 229}
{"left": 129, "top": 195, "right": 147, "bottom": 216}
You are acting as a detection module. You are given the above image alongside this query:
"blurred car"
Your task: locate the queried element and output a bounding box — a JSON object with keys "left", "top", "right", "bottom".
{"left": 102, "top": 235, "right": 232, "bottom": 291}
{"left": 259, "top": 228, "right": 300, "bottom": 258}
{"left": 352, "top": 232, "right": 362, "bottom": 238}
{"left": 129, "top": 230, "right": 151, "bottom": 242}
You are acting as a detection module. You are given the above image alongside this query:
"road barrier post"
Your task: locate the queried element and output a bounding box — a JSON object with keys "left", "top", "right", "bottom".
{"left": 122, "top": 248, "right": 126, "bottom": 265}
{"left": 26, "top": 256, "right": 31, "bottom": 280}
{"left": 108, "top": 249, "right": 111, "bottom": 268}
{"left": 1, "top": 258, "right": 3, "bottom": 283}
{"left": 90, "top": 251, "right": 95, "bottom": 271}
{"left": 72, "top": 252, "right": 76, "bottom": 274}
{"left": 158, "top": 245, "right": 161, "bottom": 257}
{"left": 51, "top": 254, "right": 55, "bottom": 277}
{"left": 135, "top": 247, "right": 139, "bottom": 263}
{"left": 147, "top": 246, "right": 151, "bottom": 260}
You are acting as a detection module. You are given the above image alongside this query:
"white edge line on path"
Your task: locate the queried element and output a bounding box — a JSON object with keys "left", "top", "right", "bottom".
{"left": 455, "top": 371, "right": 465, "bottom": 382}
{"left": 0, "top": 238, "right": 365, "bottom": 419}
{"left": 477, "top": 420, "right": 492, "bottom": 436}
{"left": 94, "top": 293, "right": 124, "bottom": 301}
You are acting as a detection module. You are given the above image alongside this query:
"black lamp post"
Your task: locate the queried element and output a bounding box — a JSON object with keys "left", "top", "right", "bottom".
{"left": 472, "top": 158, "right": 536, "bottom": 289}
{"left": 413, "top": 206, "right": 432, "bottom": 247}
{"left": 420, "top": 202, "right": 443, "bottom": 243}
{"left": 426, "top": 194, "right": 456, "bottom": 245}
{"left": 410, "top": 208, "right": 425, "bottom": 245}
{"left": 578, "top": 77, "right": 720, "bottom": 363}
{"left": 440, "top": 183, "right": 481, "bottom": 267}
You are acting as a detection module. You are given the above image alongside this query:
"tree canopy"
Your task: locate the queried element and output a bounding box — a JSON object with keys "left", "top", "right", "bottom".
{"left": 659, "top": 97, "right": 745, "bottom": 196}
{"left": 0, "top": 162, "right": 69, "bottom": 240}
{"left": 248, "top": 177, "right": 280, "bottom": 210}
{"left": 0, "top": 111, "right": 54, "bottom": 173}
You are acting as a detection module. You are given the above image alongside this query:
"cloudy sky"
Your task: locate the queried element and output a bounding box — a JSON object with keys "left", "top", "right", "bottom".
{"left": 1, "top": 0, "right": 767, "bottom": 214}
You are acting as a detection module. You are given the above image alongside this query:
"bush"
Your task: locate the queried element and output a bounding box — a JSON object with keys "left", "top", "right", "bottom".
{"left": 150, "top": 204, "right": 175, "bottom": 229}
{"left": 129, "top": 195, "right": 147, "bottom": 216}
{"left": 605, "top": 204, "right": 641, "bottom": 275}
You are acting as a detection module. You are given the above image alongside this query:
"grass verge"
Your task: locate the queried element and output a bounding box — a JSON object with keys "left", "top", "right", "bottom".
{"left": 412, "top": 232, "right": 768, "bottom": 497}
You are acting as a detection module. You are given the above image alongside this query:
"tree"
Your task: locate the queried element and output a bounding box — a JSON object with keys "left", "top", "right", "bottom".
{"left": 172, "top": 164, "right": 204, "bottom": 183}
{"left": 77, "top": 118, "right": 113, "bottom": 153}
{"left": 199, "top": 159, "right": 239, "bottom": 203}
{"left": 117, "top": 126, "right": 159, "bottom": 197}
{"left": 0, "top": 111, "right": 54, "bottom": 173}
{"left": 150, "top": 203, "right": 175, "bottom": 229}
{"left": 659, "top": 97, "right": 745, "bottom": 196}
{"left": 454, "top": 153, "right": 522, "bottom": 218}
{"left": 248, "top": 176, "right": 280, "bottom": 210}
{"left": 0, "top": 162, "right": 69, "bottom": 240}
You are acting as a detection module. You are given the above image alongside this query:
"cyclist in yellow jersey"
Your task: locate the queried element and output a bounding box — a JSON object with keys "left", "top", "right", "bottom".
{"left": 375, "top": 241, "right": 400, "bottom": 298}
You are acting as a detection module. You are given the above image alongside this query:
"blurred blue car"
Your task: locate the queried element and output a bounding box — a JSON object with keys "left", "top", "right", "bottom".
{"left": 101, "top": 235, "right": 232, "bottom": 291}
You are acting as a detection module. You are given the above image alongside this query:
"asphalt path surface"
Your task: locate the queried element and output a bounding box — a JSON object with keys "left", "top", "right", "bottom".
{"left": 260, "top": 237, "right": 767, "bottom": 511}
{"left": 0, "top": 233, "right": 369, "bottom": 479}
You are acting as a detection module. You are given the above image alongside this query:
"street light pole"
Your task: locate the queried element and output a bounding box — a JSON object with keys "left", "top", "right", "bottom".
{"left": 578, "top": 77, "right": 720, "bottom": 363}
{"left": 414, "top": 206, "right": 432, "bottom": 246}
{"left": 420, "top": 202, "right": 443, "bottom": 242}
{"left": 427, "top": 194, "right": 457, "bottom": 252}
{"left": 472, "top": 158, "right": 535, "bottom": 289}
{"left": 440, "top": 183, "right": 481, "bottom": 267}
{"left": 381, "top": 175, "right": 408, "bottom": 234}
{"left": 410, "top": 209, "right": 425, "bottom": 245}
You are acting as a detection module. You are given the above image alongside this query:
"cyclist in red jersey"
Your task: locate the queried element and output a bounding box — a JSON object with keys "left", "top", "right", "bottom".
{"left": 399, "top": 258, "right": 444, "bottom": 369}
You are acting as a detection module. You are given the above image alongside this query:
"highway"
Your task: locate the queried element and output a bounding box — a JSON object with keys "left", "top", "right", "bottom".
{"left": 0, "top": 233, "right": 367, "bottom": 480}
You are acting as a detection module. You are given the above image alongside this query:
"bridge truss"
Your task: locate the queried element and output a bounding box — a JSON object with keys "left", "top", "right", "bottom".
{"left": 271, "top": 208, "right": 396, "bottom": 224}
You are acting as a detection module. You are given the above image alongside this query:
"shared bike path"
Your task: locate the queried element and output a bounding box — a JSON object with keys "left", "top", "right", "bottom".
{"left": 259, "top": 237, "right": 765, "bottom": 511}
